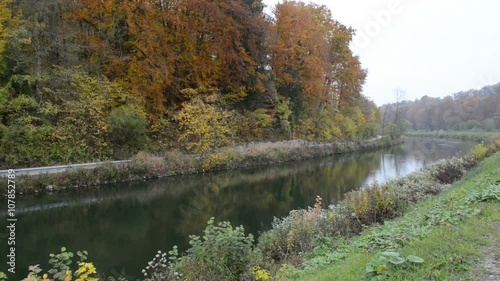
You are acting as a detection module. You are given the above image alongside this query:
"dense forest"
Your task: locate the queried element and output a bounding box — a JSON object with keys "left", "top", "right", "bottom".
{"left": 0, "top": 0, "right": 381, "bottom": 167}
{"left": 381, "top": 83, "right": 500, "bottom": 133}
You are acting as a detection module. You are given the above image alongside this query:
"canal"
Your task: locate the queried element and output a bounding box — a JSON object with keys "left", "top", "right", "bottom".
{"left": 3, "top": 138, "right": 475, "bottom": 279}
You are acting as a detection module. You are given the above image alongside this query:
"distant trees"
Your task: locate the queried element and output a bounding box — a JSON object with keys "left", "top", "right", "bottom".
{"left": 381, "top": 83, "right": 500, "bottom": 132}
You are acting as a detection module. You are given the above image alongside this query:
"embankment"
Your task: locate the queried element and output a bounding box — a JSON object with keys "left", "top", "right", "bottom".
{"left": 1, "top": 137, "right": 403, "bottom": 195}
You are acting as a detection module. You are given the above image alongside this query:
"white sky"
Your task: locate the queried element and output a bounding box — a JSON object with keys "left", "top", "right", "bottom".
{"left": 263, "top": 0, "right": 500, "bottom": 105}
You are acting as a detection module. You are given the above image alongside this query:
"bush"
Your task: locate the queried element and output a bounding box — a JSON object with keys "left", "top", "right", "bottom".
{"left": 108, "top": 105, "right": 148, "bottom": 152}
{"left": 345, "top": 183, "right": 397, "bottom": 227}
{"left": 131, "top": 151, "right": 167, "bottom": 177}
{"left": 179, "top": 218, "right": 258, "bottom": 281}
{"left": 23, "top": 247, "right": 99, "bottom": 281}
{"left": 175, "top": 96, "right": 235, "bottom": 154}
{"left": 258, "top": 197, "right": 326, "bottom": 262}
{"left": 390, "top": 172, "right": 446, "bottom": 205}
{"left": 428, "top": 158, "right": 467, "bottom": 184}
{"left": 201, "top": 147, "right": 243, "bottom": 171}
{"left": 1, "top": 124, "right": 55, "bottom": 166}
{"left": 471, "top": 143, "right": 489, "bottom": 160}
{"left": 163, "top": 150, "right": 198, "bottom": 174}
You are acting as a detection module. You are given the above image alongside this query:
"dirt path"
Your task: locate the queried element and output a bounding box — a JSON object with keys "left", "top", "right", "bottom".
{"left": 477, "top": 221, "right": 500, "bottom": 281}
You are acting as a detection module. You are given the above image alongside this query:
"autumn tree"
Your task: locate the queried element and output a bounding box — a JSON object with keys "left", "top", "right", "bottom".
{"left": 0, "top": 0, "right": 386, "bottom": 167}
{"left": 175, "top": 90, "right": 235, "bottom": 154}
{"left": 270, "top": 2, "right": 367, "bottom": 128}
{"left": 270, "top": 1, "right": 332, "bottom": 119}
{"left": 0, "top": 0, "right": 11, "bottom": 68}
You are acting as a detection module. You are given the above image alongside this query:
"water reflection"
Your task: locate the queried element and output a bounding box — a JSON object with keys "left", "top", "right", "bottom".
{"left": 1, "top": 138, "right": 474, "bottom": 279}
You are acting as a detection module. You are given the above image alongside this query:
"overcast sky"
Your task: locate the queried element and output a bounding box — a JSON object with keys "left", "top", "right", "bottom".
{"left": 263, "top": 0, "right": 500, "bottom": 105}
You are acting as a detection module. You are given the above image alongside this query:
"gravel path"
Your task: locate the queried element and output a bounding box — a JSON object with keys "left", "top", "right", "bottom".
{"left": 477, "top": 221, "right": 500, "bottom": 281}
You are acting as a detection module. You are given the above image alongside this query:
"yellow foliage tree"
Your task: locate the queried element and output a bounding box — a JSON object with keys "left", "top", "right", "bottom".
{"left": 176, "top": 95, "right": 235, "bottom": 154}
{"left": 0, "top": 0, "right": 11, "bottom": 65}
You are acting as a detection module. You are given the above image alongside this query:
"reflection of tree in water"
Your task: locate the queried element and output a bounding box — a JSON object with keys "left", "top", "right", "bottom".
{"left": 175, "top": 150, "right": 384, "bottom": 238}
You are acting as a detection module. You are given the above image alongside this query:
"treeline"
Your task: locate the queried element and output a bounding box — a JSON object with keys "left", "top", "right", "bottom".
{"left": 382, "top": 83, "right": 500, "bottom": 132}
{"left": 0, "top": 0, "right": 380, "bottom": 167}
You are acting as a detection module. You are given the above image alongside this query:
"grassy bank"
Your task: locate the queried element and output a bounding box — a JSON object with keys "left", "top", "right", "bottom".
{"left": 1, "top": 137, "right": 402, "bottom": 195}
{"left": 295, "top": 148, "right": 500, "bottom": 280}
{"left": 406, "top": 130, "right": 500, "bottom": 142}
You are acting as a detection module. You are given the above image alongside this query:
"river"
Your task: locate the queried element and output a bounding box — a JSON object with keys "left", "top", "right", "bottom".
{"left": 1, "top": 138, "right": 475, "bottom": 279}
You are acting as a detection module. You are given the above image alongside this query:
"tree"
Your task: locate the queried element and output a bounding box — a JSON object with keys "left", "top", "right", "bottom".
{"left": 175, "top": 93, "right": 235, "bottom": 154}
{"left": 0, "top": 0, "right": 11, "bottom": 67}
{"left": 270, "top": 1, "right": 367, "bottom": 130}
{"left": 393, "top": 88, "right": 406, "bottom": 128}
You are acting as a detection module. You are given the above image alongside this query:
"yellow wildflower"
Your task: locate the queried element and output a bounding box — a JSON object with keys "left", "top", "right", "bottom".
{"left": 64, "top": 270, "right": 72, "bottom": 281}
{"left": 75, "top": 263, "right": 98, "bottom": 281}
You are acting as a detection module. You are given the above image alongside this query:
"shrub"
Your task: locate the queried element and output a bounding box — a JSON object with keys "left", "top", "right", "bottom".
{"left": 258, "top": 197, "right": 326, "bottom": 262}
{"left": 345, "top": 183, "right": 397, "bottom": 227}
{"left": 23, "top": 247, "right": 98, "bottom": 281}
{"left": 131, "top": 151, "right": 167, "bottom": 177}
{"left": 179, "top": 218, "right": 258, "bottom": 281}
{"left": 390, "top": 172, "right": 446, "bottom": 205}
{"left": 108, "top": 105, "right": 148, "bottom": 152}
{"left": 142, "top": 248, "right": 182, "bottom": 281}
{"left": 428, "top": 158, "right": 467, "bottom": 184}
{"left": 274, "top": 264, "right": 298, "bottom": 281}
{"left": 201, "top": 147, "right": 243, "bottom": 171}
{"left": 175, "top": 96, "right": 235, "bottom": 154}
{"left": 471, "top": 143, "right": 488, "bottom": 160}
{"left": 163, "top": 150, "right": 198, "bottom": 174}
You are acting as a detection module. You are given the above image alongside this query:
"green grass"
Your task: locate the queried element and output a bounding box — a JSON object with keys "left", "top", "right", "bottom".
{"left": 406, "top": 130, "right": 500, "bottom": 142}
{"left": 296, "top": 151, "right": 500, "bottom": 281}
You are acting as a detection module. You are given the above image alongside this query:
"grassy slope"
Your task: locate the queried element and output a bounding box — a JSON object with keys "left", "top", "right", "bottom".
{"left": 297, "top": 151, "right": 500, "bottom": 281}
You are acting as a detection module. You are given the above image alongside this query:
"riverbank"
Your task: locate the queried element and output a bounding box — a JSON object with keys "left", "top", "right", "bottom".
{"left": 0, "top": 137, "right": 403, "bottom": 195}
{"left": 406, "top": 130, "right": 500, "bottom": 142}
{"left": 296, "top": 145, "right": 500, "bottom": 280}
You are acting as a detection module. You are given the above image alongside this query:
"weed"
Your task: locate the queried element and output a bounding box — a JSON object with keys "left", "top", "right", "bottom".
{"left": 466, "top": 182, "right": 500, "bottom": 203}
{"left": 364, "top": 252, "right": 424, "bottom": 281}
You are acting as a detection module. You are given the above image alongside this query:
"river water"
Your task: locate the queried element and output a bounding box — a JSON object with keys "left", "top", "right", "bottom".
{"left": 2, "top": 138, "right": 475, "bottom": 279}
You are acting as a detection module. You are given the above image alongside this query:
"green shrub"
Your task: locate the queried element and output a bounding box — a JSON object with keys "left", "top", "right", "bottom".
{"left": 345, "top": 183, "right": 397, "bottom": 228}
{"left": 471, "top": 143, "right": 488, "bottom": 160}
{"left": 179, "top": 218, "right": 258, "bottom": 281}
{"left": 23, "top": 247, "right": 99, "bottom": 281}
{"left": 258, "top": 197, "right": 326, "bottom": 262}
{"left": 1, "top": 124, "right": 56, "bottom": 166}
{"left": 108, "top": 105, "right": 148, "bottom": 152}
